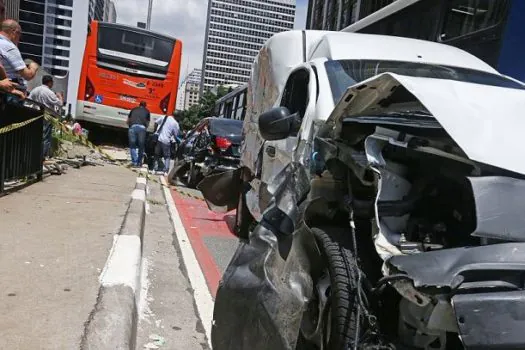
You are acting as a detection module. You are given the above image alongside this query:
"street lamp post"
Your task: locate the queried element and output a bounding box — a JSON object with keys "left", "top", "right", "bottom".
{"left": 146, "top": 0, "right": 153, "bottom": 29}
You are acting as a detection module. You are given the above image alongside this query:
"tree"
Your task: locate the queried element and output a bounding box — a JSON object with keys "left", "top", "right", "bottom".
{"left": 179, "top": 85, "right": 231, "bottom": 131}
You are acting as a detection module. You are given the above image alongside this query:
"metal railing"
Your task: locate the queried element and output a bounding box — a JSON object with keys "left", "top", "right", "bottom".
{"left": 0, "top": 92, "right": 58, "bottom": 195}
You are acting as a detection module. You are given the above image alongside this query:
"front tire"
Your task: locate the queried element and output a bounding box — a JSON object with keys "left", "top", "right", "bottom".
{"left": 300, "top": 226, "right": 361, "bottom": 349}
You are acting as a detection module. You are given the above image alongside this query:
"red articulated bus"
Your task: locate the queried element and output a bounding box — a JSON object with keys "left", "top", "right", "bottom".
{"left": 76, "top": 21, "right": 182, "bottom": 131}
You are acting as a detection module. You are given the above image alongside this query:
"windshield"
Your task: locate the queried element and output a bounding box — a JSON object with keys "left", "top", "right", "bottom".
{"left": 210, "top": 119, "right": 243, "bottom": 137}
{"left": 325, "top": 60, "right": 525, "bottom": 103}
{"left": 97, "top": 25, "right": 175, "bottom": 68}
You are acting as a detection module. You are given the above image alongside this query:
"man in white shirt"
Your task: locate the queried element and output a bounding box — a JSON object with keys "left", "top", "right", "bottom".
{"left": 29, "top": 75, "right": 63, "bottom": 111}
{"left": 29, "top": 75, "right": 64, "bottom": 159}
{"left": 153, "top": 110, "right": 181, "bottom": 175}
{"left": 0, "top": 19, "right": 38, "bottom": 91}
{"left": 0, "top": 1, "right": 21, "bottom": 96}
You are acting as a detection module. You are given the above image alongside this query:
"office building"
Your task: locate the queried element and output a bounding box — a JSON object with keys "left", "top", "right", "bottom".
{"left": 177, "top": 69, "right": 202, "bottom": 111}
{"left": 306, "top": 0, "right": 396, "bottom": 31}
{"left": 5, "top": 0, "right": 20, "bottom": 20}
{"left": 200, "top": 0, "right": 296, "bottom": 94}
{"left": 9, "top": 0, "right": 104, "bottom": 77}
{"left": 104, "top": 1, "right": 117, "bottom": 23}
{"left": 95, "top": 0, "right": 105, "bottom": 21}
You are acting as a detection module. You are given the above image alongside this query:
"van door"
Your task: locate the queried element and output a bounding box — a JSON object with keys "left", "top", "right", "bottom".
{"left": 260, "top": 66, "right": 318, "bottom": 188}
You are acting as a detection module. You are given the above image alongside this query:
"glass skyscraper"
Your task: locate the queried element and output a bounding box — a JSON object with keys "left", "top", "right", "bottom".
{"left": 200, "top": 0, "right": 296, "bottom": 93}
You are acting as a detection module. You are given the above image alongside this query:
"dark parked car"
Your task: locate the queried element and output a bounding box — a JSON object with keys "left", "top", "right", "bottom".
{"left": 173, "top": 117, "right": 243, "bottom": 187}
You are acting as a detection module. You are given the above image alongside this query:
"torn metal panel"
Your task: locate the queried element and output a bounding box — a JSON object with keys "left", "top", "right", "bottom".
{"left": 211, "top": 161, "right": 321, "bottom": 350}
{"left": 469, "top": 176, "right": 525, "bottom": 241}
{"left": 452, "top": 291, "right": 525, "bottom": 349}
{"left": 211, "top": 222, "right": 321, "bottom": 350}
{"left": 388, "top": 242, "right": 525, "bottom": 288}
{"left": 326, "top": 72, "right": 525, "bottom": 176}
{"left": 197, "top": 169, "right": 242, "bottom": 213}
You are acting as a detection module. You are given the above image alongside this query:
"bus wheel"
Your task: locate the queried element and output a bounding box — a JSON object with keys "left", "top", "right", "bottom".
{"left": 300, "top": 226, "right": 360, "bottom": 350}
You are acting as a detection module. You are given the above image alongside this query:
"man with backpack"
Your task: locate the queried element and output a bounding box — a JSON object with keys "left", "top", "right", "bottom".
{"left": 152, "top": 110, "right": 181, "bottom": 175}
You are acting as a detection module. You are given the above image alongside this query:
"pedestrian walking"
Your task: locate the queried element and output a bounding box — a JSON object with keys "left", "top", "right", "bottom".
{"left": 153, "top": 110, "right": 181, "bottom": 175}
{"left": 127, "top": 101, "right": 150, "bottom": 168}
{"left": 28, "top": 75, "right": 64, "bottom": 159}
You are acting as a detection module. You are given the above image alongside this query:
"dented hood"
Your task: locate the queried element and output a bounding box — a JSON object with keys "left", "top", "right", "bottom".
{"left": 327, "top": 73, "right": 525, "bottom": 176}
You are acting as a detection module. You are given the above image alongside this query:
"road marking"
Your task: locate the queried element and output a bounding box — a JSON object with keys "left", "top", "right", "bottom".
{"left": 173, "top": 191, "right": 224, "bottom": 298}
{"left": 161, "top": 176, "right": 214, "bottom": 349}
{"left": 99, "top": 234, "right": 141, "bottom": 293}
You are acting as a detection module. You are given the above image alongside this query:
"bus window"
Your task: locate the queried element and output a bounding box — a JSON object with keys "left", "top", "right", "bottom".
{"left": 97, "top": 26, "right": 175, "bottom": 76}
{"left": 441, "top": 0, "right": 510, "bottom": 41}
{"left": 235, "top": 91, "right": 245, "bottom": 120}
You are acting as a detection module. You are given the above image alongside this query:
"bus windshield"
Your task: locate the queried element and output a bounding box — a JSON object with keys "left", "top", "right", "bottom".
{"left": 97, "top": 25, "right": 175, "bottom": 69}
{"left": 325, "top": 59, "right": 525, "bottom": 103}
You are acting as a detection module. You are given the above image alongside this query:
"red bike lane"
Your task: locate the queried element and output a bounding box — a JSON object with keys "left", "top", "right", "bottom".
{"left": 170, "top": 189, "right": 239, "bottom": 298}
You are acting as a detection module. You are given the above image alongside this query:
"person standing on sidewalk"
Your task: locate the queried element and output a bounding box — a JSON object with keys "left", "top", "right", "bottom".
{"left": 153, "top": 110, "right": 181, "bottom": 175}
{"left": 127, "top": 101, "right": 150, "bottom": 168}
{"left": 0, "top": 1, "right": 22, "bottom": 96}
{"left": 28, "top": 75, "right": 64, "bottom": 159}
{"left": 0, "top": 20, "right": 39, "bottom": 93}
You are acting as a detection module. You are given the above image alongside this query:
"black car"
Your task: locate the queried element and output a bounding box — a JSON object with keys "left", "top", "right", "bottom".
{"left": 173, "top": 117, "right": 243, "bottom": 187}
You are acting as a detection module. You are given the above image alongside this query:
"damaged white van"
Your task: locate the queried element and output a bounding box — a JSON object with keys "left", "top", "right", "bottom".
{"left": 199, "top": 30, "right": 525, "bottom": 350}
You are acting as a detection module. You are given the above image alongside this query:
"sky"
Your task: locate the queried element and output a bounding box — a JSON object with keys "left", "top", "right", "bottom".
{"left": 115, "top": 0, "right": 308, "bottom": 81}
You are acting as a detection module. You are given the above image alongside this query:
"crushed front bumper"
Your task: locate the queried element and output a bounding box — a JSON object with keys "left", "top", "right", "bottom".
{"left": 388, "top": 243, "right": 525, "bottom": 349}
{"left": 202, "top": 156, "right": 240, "bottom": 176}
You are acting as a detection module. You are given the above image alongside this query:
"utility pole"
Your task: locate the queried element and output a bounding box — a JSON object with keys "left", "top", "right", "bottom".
{"left": 146, "top": 0, "right": 153, "bottom": 29}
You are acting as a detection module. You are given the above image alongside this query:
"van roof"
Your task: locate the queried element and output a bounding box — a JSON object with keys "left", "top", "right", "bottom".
{"left": 308, "top": 32, "right": 498, "bottom": 74}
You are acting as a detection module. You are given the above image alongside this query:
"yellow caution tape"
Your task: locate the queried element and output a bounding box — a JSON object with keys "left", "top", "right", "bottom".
{"left": 44, "top": 114, "right": 205, "bottom": 201}
{"left": 0, "top": 115, "right": 43, "bottom": 135}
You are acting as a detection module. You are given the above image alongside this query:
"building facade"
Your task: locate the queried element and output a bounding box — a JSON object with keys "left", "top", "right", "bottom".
{"left": 95, "top": 0, "right": 105, "bottom": 21}
{"left": 8, "top": 0, "right": 105, "bottom": 77}
{"left": 200, "top": 0, "right": 296, "bottom": 94}
{"left": 104, "top": 1, "right": 117, "bottom": 23}
{"left": 5, "top": 0, "right": 20, "bottom": 20}
{"left": 306, "top": 0, "right": 397, "bottom": 31}
{"left": 177, "top": 69, "right": 202, "bottom": 111}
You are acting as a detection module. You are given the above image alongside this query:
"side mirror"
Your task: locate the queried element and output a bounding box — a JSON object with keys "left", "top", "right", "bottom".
{"left": 258, "top": 107, "right": 299, "bottom": 141}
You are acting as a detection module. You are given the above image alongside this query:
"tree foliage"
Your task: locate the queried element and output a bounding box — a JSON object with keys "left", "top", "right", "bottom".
{"left": 179, "top": 85, "right": 231, "bottom": 131}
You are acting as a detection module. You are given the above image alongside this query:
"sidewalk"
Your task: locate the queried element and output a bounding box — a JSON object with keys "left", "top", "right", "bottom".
{"left": 136, "top": 179, "right": 209, "bottom": 349}
{"left": 0, "top": 165, "right": 136, "bottom": 349}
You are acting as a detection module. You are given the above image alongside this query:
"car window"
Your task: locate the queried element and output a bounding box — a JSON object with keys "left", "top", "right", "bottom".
{"left": 325, "top": 59, "right": 525, "bottom": 104}
{"left": 280, "top": 69, "right": 310, "bottom": 119}
{"left": 210, "top": 119, "right": 243, "bottom": 137}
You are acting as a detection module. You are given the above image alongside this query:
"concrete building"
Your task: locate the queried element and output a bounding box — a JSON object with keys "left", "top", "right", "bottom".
{"left": 177, "top": 69, "right": 202, "bottom": 111}
{"left": 7, "top": 0, "right": 103, "bottom": 77}
{"left": 5, "top": 1, "right": 105, "bottom": 114}
{"left": 5, "top": 0, "right": 20, "bottom": 20}
{"left": 104, "top": 1, "right": 117, "bottom": 23}
{"left": 200, "top": 0, "right": 296, "bottom": 94}
{"left": 95, "top": 0, "right": 105, "bottom": 21}
{"left": 306, "top": 0, "right": 397, "bottom": 31}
